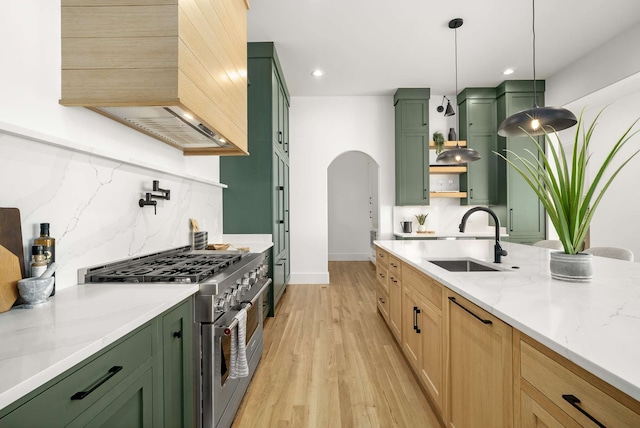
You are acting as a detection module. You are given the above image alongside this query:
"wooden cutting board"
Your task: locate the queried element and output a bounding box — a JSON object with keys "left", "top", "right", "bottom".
{"left": 0, "top": 244, "right": 21, "bottom": 312}
{"left": 0, "top": 207, "right": 26, "bottom": 278}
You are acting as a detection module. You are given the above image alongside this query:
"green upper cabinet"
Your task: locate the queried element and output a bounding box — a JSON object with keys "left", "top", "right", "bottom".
{"left": 458, "top": 88, "right": 497, "bottom": 205}
{"left": 394, "top": 89, "right": 430, "bottom": 206}
{"left": 494, "top": 80, "right": 546, "bottom": 244}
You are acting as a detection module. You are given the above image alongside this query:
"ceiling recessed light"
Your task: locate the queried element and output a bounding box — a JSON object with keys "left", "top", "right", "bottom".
{"left": 503, "top": 68, "right": 515, "bottom": 75}
{"left": 311, "top": 69, "right": 324, "bottom": 77}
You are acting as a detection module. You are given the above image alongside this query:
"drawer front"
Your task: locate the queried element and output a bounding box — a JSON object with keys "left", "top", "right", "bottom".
{"left": 388, "top": 255, "right": 402, "bottom": 279}
{"left": 376, "top": 247, "right": 388, "bottom": 268}
{"left": 521, "top": 339, "right": 640, "bottom": 428}
{"left": 376, "top": 281, "right": 389, "bottom": 321}
{"left": 0, "top": 324, "right": 154, "bottom": 427}
{"left": 376, "top": 263, "right": 388, "bottom": 293}
{"left": 402, "top": 263, "right": 442, "bottom": 310}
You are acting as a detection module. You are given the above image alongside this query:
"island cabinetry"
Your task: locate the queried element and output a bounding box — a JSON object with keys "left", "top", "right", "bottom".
{"left": 515, "top": 331, "right": 640, "bottom": 428}
{"left": 394, "top": 88, "right": 431, "bottom": 205}
{"left": 401, "top": 263, "right": 445, "bottom": 416}
{"left": 457, "top": 88, "right": 497, "bottom": 205}
{"left": 375, "top": 248, "right": 390, "bottom": 323}
{"left": 388, "top": 254, "right": 402, "bottom": 342}
{"left": 446, "top": 291, "right": 513, "bottom": 428}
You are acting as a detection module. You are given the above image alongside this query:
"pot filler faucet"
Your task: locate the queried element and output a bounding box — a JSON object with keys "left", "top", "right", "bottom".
{"left": 459, "top": 207, "right": 508, "bottom": 263}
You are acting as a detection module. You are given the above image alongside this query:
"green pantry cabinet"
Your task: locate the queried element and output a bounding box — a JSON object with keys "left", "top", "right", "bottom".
{"left": 394, "top": 89, "right": 431, "bottom": 205}
{"left": 221, "top": 42, "right": 290, "bottom": 315}
{"left": 0, "top": 298, "right": 194, "bottom": 428}
{"left": 493, "top": 81, "right": 546, "bottom": 244}
{"left": 457, "top": 88, "right": 498, "bottom": 206}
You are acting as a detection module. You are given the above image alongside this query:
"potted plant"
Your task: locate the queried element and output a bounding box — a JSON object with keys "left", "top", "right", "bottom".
{"left": 415, "top": 213, "right": 428, "bottom": 233}
{"left": 496, "top": 109, "right": 639, "bottom": 281}
{"left": 433, "top": 131, "right": 445, "bottom": 154}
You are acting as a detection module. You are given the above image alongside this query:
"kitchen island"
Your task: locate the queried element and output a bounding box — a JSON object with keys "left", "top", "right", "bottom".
{"left": 375, "top": 239, "right": 640, "bottom": 427}
{"left": 0, "top": 283, "right": 199, "bottom": 424}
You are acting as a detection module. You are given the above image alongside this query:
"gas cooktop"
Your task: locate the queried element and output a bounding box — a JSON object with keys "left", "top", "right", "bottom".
{"left": 81, "top": 246, "right": 244, "bottom": 284}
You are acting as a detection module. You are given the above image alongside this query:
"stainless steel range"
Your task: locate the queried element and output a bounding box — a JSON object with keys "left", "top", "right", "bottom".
{"left": 79, "top": 245, "right": 271, "bottom": 428}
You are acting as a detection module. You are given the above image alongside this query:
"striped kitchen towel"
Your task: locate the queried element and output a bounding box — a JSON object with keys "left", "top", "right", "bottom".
{"left": 229, "top": 307, "right": 249, "bottom": 379}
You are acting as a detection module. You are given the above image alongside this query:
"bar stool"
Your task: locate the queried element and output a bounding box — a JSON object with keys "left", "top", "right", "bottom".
{"left": 532, "top": 240, "right": 563, "bottom": 250}
{"left": 584, "top": 247, "right": 634, "bottom": 262}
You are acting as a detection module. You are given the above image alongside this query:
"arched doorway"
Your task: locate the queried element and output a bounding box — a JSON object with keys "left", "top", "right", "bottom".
{"left": 327, "top": 151, "right": 379, "bottom": 262}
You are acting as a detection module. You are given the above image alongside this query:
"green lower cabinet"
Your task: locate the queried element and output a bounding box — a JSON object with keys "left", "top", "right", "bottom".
{"left": 161, "top": 299, "right": 194, "bottom": 428}
{"left": 0, "top": 299, "right": 194, "bottom": 428}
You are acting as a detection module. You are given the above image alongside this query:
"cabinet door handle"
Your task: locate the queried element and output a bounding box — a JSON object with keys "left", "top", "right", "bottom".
{"left": 412, "top": 306, "right": 417, "bottom": 331}
{"left": 509, "top": 208, "right": 514, "bottom": 232}
{"left": 448, "top": 297, "right": 492, "bottom": 325}
{"left": 379, "top": 297, "right": 386, "bottom": 304}
{"left": 424, "top": 189, "right": 428, "bottom": 200}
{"left": 415, "top": 307, "right": 421, "bottom": 333}
{"left": 562, "top": 394, "right": 606, "bottom": 428}
{"left": 278, "top": 130, "right": 283, "bottom": 144}
{"left": 173, "top": 331, "right": 182, "bottom": 339}
{"left": 470, "top": 188, "right": 473, "bottom": 199}
{"left": 71, "top": 365, "right": 123, "bottom": 400}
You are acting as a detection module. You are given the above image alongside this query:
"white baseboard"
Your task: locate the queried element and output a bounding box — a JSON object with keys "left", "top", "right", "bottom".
{"left": 288, "top": 272, "right": 330, "bottom": 284}
{"left": 328, "top": 253, "right": 371, "bottom": 261}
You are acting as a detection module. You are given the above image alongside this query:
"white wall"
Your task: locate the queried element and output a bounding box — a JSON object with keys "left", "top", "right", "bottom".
{"left": 289, "top": 96, "right": 395, "bottom": 283}
{"left": 0, "top": 1, "right": 223, "bottom": 288}
{"left": 328, "top": 151, "right": 373, "bottom": 261}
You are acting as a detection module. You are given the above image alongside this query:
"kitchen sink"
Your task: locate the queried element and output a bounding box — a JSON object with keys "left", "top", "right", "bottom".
{"left": 426, "top": 259, "right": 507, "bottom": 272}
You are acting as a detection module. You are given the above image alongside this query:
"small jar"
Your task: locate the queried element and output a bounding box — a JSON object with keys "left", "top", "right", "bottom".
{"left": 30, "top": 245, "right": 48, "bottom": 278}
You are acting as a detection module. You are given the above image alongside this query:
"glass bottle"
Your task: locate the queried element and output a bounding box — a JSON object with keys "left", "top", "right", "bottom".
{"left": 34, "top": 223, "right": 55, "bottom": 296}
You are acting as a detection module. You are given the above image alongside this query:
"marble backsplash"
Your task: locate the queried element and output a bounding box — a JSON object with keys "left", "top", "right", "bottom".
{"left": 0, "top": 131, "right": 223, "bottom": 290}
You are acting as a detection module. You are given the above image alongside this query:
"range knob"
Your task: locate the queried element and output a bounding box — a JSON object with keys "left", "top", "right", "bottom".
{"left": 214, "top": 297, "right": 226, "bottom": 311}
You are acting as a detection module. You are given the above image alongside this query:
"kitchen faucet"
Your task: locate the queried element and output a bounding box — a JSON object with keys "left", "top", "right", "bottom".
{"left": 459, "top": 207, "right": 507, "bottom": 263}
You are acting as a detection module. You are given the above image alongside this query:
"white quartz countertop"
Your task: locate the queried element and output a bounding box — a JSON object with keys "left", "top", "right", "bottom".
{"left": 0, "top": 283, "right": 199, "bottom": 410}
{"left": 394, "top": 227, "right": 508, "bottom": 239}
{"left": 375, "top": 239, "right": 640, "bottom": 402}
{"left": 221, "top": 234, "right": 274, "bottom": 254}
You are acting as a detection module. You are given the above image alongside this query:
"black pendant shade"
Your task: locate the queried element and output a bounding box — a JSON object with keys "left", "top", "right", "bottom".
{"left": 436, "top": 144, "right": 481, "bottom": 164}
{"left": 497, "top": 106, "right": 577, "bottom": 137}
{"left": 498, "top": 0, "right": 576, "bottom": 138}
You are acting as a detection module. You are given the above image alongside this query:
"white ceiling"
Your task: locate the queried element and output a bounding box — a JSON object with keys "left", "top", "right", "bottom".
{"left": 247, "top": 0, "right": 640, "bottom": 97}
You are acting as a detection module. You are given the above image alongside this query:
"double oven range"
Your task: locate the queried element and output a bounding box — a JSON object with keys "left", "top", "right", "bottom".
{"left": 79, "top": 245, "right": 271, "bottom": 428}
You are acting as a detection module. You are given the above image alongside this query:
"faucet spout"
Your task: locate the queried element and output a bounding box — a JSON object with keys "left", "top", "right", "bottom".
{"left": 459, "top": 207, "right": 507, "bottom": 263}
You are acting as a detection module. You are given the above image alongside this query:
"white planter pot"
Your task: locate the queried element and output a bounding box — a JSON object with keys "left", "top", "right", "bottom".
{"left": 549, "top": 251, "right": 593, "bottom": 282}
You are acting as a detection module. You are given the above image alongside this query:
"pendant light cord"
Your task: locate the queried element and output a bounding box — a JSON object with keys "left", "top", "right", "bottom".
{"left": 454, "top": 24, "right": 459, "bottom": 144}
{"left": 532, "top": 0, "right": 538, "bottom": 108}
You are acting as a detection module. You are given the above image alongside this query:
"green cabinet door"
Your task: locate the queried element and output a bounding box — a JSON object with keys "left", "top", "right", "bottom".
{"left": 458, "top": 91, "right": 497, "bottom": 206}
{"left": 495, "top": 81, "right": 546, "bottom": 243}
{"left": 68, "top": 368, "right": 154, "bottom": 428}
{"left": 161, "top": 299, "right": 194, "bottom": 428}
{"left": 394, "top": 89, "right": 430, "bottom": 206}
{"left": 396, "top": 132, "right": 430, "bottom": 205}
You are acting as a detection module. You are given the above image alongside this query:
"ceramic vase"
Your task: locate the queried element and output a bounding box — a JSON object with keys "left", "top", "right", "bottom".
{"left": 549, "top": 251, "right": 593, "bottom": 282}
{"left": 448, "top": 128, "right": 457, "bottom": 141}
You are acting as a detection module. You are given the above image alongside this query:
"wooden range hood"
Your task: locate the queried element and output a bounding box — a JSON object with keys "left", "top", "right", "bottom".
{"left": 60, "top": 0, "right": 249, "bottom": 156}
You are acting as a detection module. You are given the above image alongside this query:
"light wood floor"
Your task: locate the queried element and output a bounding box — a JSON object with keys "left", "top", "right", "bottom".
{"left": 232, "top": 261, "right": 441, "bottom": 428}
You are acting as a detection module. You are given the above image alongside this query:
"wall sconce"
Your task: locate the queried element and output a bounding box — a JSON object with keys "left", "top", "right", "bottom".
{"left": 436, "top": 96, "right": 455, "bottom": 117}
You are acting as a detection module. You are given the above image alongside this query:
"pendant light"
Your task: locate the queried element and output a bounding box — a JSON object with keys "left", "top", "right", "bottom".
{"left": 497, "top": 0, "right": 577, "bottom": 137}
{"left": 437, "top": 18, "right": 481, "bottom": 164}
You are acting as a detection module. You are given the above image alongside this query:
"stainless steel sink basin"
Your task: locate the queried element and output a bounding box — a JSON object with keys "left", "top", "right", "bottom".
{"left": 426, "top": 259, "right": 506, "bottom": 272}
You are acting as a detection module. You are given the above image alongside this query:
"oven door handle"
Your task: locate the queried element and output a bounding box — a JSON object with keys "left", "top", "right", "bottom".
{"left": 218, "top": 278, "right": 272, "bottom": 336}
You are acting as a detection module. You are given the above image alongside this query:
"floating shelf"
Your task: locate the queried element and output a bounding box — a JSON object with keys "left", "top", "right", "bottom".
{"left": 429, "top": 166, "right": 467, "bottom": 174}
{"left": 428, "top": 140, "right": 467, "bottom": 148}
{"left": 430, "top": 191, "right": 467, "bottom": 198}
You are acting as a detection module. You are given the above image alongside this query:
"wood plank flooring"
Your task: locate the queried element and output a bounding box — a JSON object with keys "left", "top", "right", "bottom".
{"left": 232, "top": 261, "right": 441, "bottom": 428}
